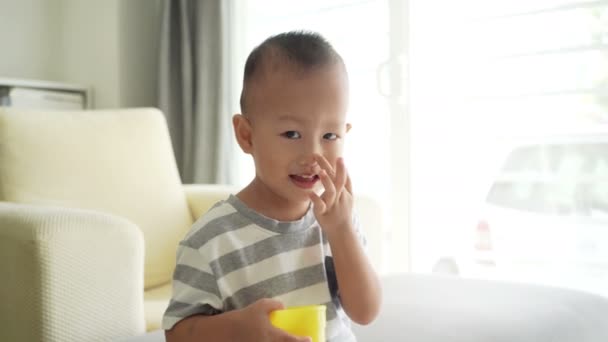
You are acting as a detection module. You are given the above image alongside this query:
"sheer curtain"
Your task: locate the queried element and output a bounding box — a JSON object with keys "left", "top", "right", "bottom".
{"left": 158, "top": 0, "right": 238, "bottom": 184}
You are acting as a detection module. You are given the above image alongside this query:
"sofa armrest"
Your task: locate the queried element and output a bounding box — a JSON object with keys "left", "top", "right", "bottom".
{"left": 0, "top": 202, "right": 146, "bottom": 341}
{"left": 183, "top": 184, "right": 238, "bottom": 221}
{"left": 352, "top": 273, "right": 608, "bottom": 342}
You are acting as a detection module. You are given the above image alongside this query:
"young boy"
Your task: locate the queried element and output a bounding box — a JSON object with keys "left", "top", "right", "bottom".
{"left": 163, "top": 31, "right": 381, "bottom": 342}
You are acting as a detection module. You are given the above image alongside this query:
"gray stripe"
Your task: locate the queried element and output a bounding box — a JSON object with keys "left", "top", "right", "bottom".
{"left": 223, "top": 263, "right": 327, "bottom": 310}
{"left": 210, "top": 227, "right": 322, "bottom": 277}
{"left": 165, "top": 300, "right": 221, "bottom": 319}
{"left": 173, "top": 264, "right": 220, "bottom": 296}
{"left": 185, "top": 211, "right": 252, "bottom": 249}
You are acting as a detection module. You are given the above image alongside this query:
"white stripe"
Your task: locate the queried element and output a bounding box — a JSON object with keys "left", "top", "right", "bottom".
{"left": 177, "top": 245, "right": 212, "bottom": 273}
{"left": 323, "top": 241, "right": 333, "bottom": 257}
{"left": 272, "top": 282, "right": 332, "bottom": 309}
{"left": 161, "top": 316, "right": 182, "bottom": 330}
{"left": 185, "top": 202, "right": 237, "bottom": 239}
{"left": 201, "top": 223, "right": 278, "bottom": 260}
{"left": 326, "top": 317, "right": 351, "bottom": 340}
{"left": 217, "top": 245, "right": 325, "bottom": 298}
{"left": 171, "top": 279, "right": 223, "bottom": 309}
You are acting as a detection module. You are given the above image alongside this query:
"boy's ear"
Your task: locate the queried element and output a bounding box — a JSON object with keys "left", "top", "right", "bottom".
{"left": 346, "top": 123, "right": 352, "bottom": 133}
{"left": 233, "top": 114, "right": 253, "bottom": 154}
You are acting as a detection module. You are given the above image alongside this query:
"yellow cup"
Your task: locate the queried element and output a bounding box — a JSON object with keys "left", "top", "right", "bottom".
{"left": 269, "top": 305, "right": 326, "bottom": 342}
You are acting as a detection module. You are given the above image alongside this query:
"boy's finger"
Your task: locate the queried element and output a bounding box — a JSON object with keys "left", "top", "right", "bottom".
{"left": 274, "top": 329, "right": 311, "bottom": 342}
{"left": 314, "top": 154, "right": 336, "bottom": 180}
{"left": 334, "top": 158, "right": 347, "bottom": 194}
{"left": 345, "top": 173, "right": 353, "bottom": 194}
{"left": 319, "top": 169, "right": 336, "bottom": 207}
{"left": 309, "top": 192, "right": 326, "bottom": 214}
{"left": 257, "top": 298, "right": 284, "bottom": 313}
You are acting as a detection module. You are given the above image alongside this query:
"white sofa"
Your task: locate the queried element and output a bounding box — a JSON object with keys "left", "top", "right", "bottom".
{"left": 0, "top": 107, "right": 384, "bottom": 341}
{"left": 352, "top": 273, "right": 608, "bottom": 342}
{"left": 0, "top": 107, "right": 235, "bottom": 341}
{"left": 124, "top": 272, "right": 608, "bottom": 342}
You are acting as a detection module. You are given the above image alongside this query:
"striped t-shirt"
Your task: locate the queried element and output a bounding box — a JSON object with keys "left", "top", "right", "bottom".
{"left": 162, "top": 194, "right": 361, "bottom": 341}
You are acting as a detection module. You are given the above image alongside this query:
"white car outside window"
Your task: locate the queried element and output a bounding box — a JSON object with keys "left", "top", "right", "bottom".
{"left": 434, "top": 129, "right": 608, "bottom": 299}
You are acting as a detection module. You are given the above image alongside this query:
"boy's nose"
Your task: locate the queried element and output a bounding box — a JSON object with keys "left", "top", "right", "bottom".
{"left": 297, "top": 154, "right": 318, "bottom": 167}
{"left": 298, "top": 142, "right": 323, "bottom": 166}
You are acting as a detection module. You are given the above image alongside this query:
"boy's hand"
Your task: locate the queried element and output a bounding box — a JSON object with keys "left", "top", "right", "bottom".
{"left": 310, "top": 156, "right": 354, "bottom": 239}
{"left": 234, "top": 299, "right": 312, "bottom": 342}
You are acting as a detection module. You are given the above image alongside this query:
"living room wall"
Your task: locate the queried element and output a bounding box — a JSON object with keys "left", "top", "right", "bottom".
{"left": 0, "top": 0, "right": 162, "bottom": 109}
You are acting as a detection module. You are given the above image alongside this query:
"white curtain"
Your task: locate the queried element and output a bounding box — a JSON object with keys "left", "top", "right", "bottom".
{"left": 158, "top": 0, "right": 236, "bottom": 184}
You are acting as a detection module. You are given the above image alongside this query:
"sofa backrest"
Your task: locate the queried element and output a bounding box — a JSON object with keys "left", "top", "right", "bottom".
{"left": 0, "top": 107, "right": 193, "bottom": 289}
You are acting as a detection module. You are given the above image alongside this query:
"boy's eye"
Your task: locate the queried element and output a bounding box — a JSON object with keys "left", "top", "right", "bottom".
{"left": 323, "top": 133, "right": 339, "bottom": 140}
{"left": 281, "top": 131, "right": 301, "bottom": 139}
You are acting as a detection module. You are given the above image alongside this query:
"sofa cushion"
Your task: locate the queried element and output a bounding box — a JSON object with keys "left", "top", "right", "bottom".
{"left": 144, "top": 282, "right": 172, "bottom": 331}
{"left": 0, "top": 108, "right": 193, "bottom": 288}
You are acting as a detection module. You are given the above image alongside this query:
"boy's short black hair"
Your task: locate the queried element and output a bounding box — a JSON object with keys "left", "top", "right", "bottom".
{"left": 240, "top": 31, "right": 345, "bottom": 114}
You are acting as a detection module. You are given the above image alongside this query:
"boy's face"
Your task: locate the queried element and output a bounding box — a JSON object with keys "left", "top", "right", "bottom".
{"left": 236, "top": 64, "right": 350, "bottom": 205}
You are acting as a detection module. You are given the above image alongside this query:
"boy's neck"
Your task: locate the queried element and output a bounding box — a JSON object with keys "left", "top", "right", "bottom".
{"left": 236, "top": 179, "right": 310, "bottom": 222}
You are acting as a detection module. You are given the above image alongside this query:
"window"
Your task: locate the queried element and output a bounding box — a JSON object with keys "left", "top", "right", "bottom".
{"left": 236, "top": 1, "right": 608, "bottom": 296}
{"left": 410, "top": 0, "right": 608, "bottom": 297}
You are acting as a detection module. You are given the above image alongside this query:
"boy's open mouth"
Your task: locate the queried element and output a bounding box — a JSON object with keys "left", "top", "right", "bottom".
{"left": 289, "top": 174, "right": 319, "bottom": 189}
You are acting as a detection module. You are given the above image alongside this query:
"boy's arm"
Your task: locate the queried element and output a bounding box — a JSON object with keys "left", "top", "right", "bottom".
{"left": 310, "top": 156, "right": 382, "bottom": 325}
{"left": 165, "top": 299, "right": 312, "bottom": 342}
{"left": 326, "top": 225, "right": 382, "bottom": 325}
{"left": 165, "top": 311, "right": 239, "bottom": 342}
